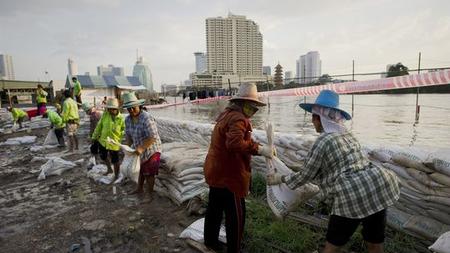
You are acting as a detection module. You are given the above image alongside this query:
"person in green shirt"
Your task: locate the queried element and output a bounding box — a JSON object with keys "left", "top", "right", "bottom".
{"left": 42, "top": 110, "right": 66, "bottom": 147}
{"left": 36, "top": 84, "right": 48, "bottom": 115}
{"left": 62, "top": 90, "right": 80, "bottom": 152}
{"left": 92, "top": 98, "right": 125, "bottom": 180}
{"left": 7, "top": 106, "right": 29, "bottom": 129}
{"left": 72, "top": 77, "right": 82, "bottom": 106}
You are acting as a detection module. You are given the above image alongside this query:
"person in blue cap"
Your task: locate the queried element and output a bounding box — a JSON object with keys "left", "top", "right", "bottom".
{"left": 266, "top": 90, "right": 400, "bottom": 253}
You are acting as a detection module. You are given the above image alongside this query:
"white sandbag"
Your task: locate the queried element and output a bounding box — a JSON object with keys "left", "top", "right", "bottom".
{"left": 427, "top": 209, "right": 450, "bottom": 226}
{"left": 403, "top": 215, "right": 450, "bottom": 240}
{"left": 430, "top": 172, "right": 450, "bottom": 187}
{"left": 426, "top": 196, "right": 450, "bottom": 207}
{"left": 37, "top": 157, "right": 77, "bottom": 180}
{"left": 405, "top": 168, "right": 446, "bottom": 188}
{"left": 382, "top": 162, "right": 414, "bottom": 181}
{"left": 386, "top": 208, "right": 412, "bottom": 231}
{"left": 43, "top": 129, "right": 58, "bottom": 145}
{"left": 425, "top": 150, "right": 450, "bottom": 177}
{"left": 429, "top": 231, "right": 450, "bottom": 253}
{"left": 392, "top": 154, "right": 433, "bottom": 173}
{"left": 265, "top": 123, "right": 320, "bottom": 219}
{"left": 406, "top": 180, "right": 450, "bottom": 197}
{"left": 1, "top": 135, "right": 37, "bottom": 145}
{"left": 120, "top": 150, "right": 140, "bottom": 183}
{"left": 177, "top": 167, "right": 204, "bottom": 177}
{"left": 179, "top": 218, "right": 226, "bottom": 243}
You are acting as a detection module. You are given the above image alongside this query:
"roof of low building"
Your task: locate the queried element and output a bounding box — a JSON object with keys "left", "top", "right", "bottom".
{"left": 65, "top": 75, "right": 144, "bottom": 89}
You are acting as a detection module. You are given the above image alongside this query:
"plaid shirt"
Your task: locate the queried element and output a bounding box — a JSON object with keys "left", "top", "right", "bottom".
{"left": 125, "top": 112, "right": 162, "bottom": 162}
{"left": 284, "top": 132, "right": 400, "bottom": 218}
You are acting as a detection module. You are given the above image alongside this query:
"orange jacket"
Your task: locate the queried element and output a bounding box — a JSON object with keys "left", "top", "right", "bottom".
{"left": 203, "top": 105, "right": 260, "bottom": 197}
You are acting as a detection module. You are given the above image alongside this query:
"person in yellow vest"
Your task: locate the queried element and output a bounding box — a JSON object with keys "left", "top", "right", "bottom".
{"left": 62, "top": 90, "right": 80, "bottom": 152}
{"left": 7, "top": 106, "right": 29, "bottom": 129}
{"left": 36, "top": 84, "right": 48, "bottom": 115}
{"left": 72, "top": 77, "right": 82, "bottom": 106}
{"left": 55, "top": 103, "right": 62, "bottom": 115}
{"left": 42, "top": 110, "right": 66, "bottom": 147}
{"left": 92, "top": 98, "right": 125, "bottom": 180}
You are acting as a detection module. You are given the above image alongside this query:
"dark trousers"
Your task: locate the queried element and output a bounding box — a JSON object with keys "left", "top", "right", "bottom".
{"left": 37, "top": 103, "right": 46, "bottom": 115}
{"left": 204, "top": 187, "right": 246, "bottom": 253}
{"left": 54, "top": 128, "right": 65, "bottom": 146}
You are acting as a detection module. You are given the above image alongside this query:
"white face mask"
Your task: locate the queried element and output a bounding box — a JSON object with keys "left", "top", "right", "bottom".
{"left": 312, "top": 106, "right": 347, "bottom": 134}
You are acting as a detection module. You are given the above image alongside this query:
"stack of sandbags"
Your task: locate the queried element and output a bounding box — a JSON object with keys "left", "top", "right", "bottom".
{"left": 156, "top": 117, "right": 213, "bottom": 146}
{"left": 369, "top": 147, "right": 450, "bottom": 240}
{"left": 155, "top": 142, "right": 208, "bottom": 206}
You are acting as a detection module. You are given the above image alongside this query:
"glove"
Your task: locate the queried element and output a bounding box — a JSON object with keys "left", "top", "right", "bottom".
{"left": 258, "top": 144, "right": 276, "bottom": 158}
{"left": 266, "top": 173, "right": 285, "bottom": 185}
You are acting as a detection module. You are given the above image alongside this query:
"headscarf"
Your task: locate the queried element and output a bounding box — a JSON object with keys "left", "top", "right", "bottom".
{"left": 312, "top": 105, "right": 347, "bottom": 133}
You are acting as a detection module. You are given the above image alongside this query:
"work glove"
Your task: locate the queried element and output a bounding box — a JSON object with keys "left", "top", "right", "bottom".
{"left": 258, "top": 144, "right": 276, "bottom": 158}
{"left": 266, "top": 173, "right": 285, "bottom": 185}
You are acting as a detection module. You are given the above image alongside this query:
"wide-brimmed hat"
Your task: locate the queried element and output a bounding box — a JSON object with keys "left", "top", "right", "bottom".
{"left": 299, "top": 90, "right": 351, "bottom": 120}
{"left": 229, "top": 83, "right": 266, "bottom": 106}
{"left": 122, "top": 92, "right": 145, "bottom": 109}
{"left": 81, "top": 102, "right": 93, "bottom": 112}
{"left": 105, "top": 98, "right": 120, "bottom": 109}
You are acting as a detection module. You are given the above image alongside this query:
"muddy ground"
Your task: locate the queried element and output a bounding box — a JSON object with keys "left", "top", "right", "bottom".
{"left": 0, "top": 124, "right": 201, "bottom": 253}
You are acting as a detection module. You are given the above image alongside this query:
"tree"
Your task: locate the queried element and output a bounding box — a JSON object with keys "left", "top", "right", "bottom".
{"left": 318, "top": 74, "right": 333, "bottom": 84}
{"left": 274, "top": 63, "right": 283, "bottom": 87}
{"left": 386, "top": 63, "right": 409, "bottom": 77}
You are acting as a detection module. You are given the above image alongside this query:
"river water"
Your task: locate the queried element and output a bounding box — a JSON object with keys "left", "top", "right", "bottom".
{"left": 151, "top": 94, "right": 450, "bottom": 149}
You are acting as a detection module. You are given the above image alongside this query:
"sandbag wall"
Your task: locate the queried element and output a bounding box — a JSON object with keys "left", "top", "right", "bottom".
{"left": 155, "top": 117, "right": 450, "bottom": 240}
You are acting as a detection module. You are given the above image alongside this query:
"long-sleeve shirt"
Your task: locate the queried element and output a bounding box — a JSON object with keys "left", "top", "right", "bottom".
{"left": 62, "top": 97, "right": 79, "bottom": 123}
{"left": 46, "top": 110, "right": 65, "bottom": 129}
{"left": 284, "top": 132, "right": 400, "bottom": 219}
{"left": 73, "top": 81, "right": 82, "bottom": 96}
{"left": 11, "top": 108, "right": 27, "bottom": 122}
{"left": 36, "top": 88, "right": 48, "bottom": 104}
{"left": 92, "top": 111, "right": 125, "bottom": 151}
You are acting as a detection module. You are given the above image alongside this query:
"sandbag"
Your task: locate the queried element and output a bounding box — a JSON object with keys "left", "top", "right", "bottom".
{"left": 392, "top": 153, "right": 433, "bottom": 173}
{"left": 179, "top": 218, "right": 226, "bottom": 243}
{"left": 265, "top": 123, "right": 319, "bottom": 219}
{"left": 43, "top": 129, "right": 58, "bottom": 145}
{"left": 403, "top": 215, "right": 450, "bottom": 240}
{"left": 120, "top": 146, "right": 140, "bottom": 183}
{"left": 38, "top": 157, "right": 77, "bottom": 180}
{"left": 430, "top": 172, "right": 450, "bottom": 187}
{"left": 426, "top": 209, "right": 450, "bottom": 225}
{"left": 406, "top": 179, "right": 450, "bottom": 197}
{"left": 386, "top": 208, "right": 412, "bottom": 231}
{"left": 429, "top": 231, "right": 450, "bottom": 253}
{"left": 405, "top": 168, "right": 445, "bottom": 188}
{"left": 382, "top": 162, "right": 414, "bottom": 181}
{"left": 426, "top": 195, "right": 450, "bottom": 207}
{"left": 425, "top": 150, "right": 450, "bottom": 177}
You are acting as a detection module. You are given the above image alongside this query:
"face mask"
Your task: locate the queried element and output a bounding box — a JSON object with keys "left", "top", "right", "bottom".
{"left": 242, "top": 102, "right": 259, "bottom": 117}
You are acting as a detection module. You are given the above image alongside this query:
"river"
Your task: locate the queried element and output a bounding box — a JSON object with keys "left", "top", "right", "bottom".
{"left": 151, "top": 94, "right": 450, "bottom": 149}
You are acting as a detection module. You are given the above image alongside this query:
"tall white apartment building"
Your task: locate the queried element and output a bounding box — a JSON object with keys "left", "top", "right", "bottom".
{"left": 68, "top": 58, "right": 78, "bottom": 76}
{"left": 206, "top": 13, "right": 263, "bottom": 76}
{"left": 194, "top": 52, "right": 207, "bottom": 73}
{"left": 296, "top": 51, "right": 321, "bottom": 84}
{"left": 0, "top": 54, "right": 15, "bottom": 80}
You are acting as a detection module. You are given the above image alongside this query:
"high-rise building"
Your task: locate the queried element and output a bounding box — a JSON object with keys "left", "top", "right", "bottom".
{"left": 284, "top": 71, "right": 293, "bottom": 85}
{"left": 97, "top": 64, "right": 124, "bottom": 76}
{"left": 262, "top": 66, "right": 271, "bottom": 76}
{"left": 194, "top": 52, "right": 207, "bottom": 73}
{"left": 133, "top": 56, "right": 154, "bottom": 91}
{"left": 68, "top": 58, "right": 78, "bottom": 76}
{"left": 206, "top": 13, "right": 263, "bottom": 76}
{"left": 296, "top": 51, "right": 321, "bottom": 84}
{"left": 0, "top": 54, "right": 15, "bottom": 80}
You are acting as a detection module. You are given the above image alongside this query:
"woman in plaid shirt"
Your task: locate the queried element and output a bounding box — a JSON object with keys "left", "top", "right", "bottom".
{"left": 267, "top": 90, "right": 400, "bottom": 253}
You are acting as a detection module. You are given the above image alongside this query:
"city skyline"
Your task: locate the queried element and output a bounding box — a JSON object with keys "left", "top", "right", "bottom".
{"left": 1, "top": 0, "right": 450, "bottom": 91}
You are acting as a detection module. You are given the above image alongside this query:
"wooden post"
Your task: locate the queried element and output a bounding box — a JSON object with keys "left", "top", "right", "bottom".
{"left": 352, "top": 60, "right": 355, "bottom": 118}
{"left": 415, "top": 52, "right": 421, "bottom": 123}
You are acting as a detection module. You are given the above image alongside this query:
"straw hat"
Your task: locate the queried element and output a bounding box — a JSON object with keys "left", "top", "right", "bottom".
{"left": 105, "top": 98, "right": 120, "bottom": 109}
{"left": 81, "top": 102, "right": 93, "bottom": 112}
{"left": 229, "top": 83, "right": 266, "bottom": 106}
{"left": 299, "top": 90, "right": 351, "bottom": 120}
{"left": 122, "top": 92, "right": 145, "bottom": 109}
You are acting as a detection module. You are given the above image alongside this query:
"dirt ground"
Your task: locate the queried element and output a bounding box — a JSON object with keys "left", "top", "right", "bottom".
{"left": 0, "top": 125, "right": 201, "bottom": 253}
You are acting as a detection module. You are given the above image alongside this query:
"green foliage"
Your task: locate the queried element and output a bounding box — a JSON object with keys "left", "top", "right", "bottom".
{"left": 386, "top": 62, "right": 409, "bottom": 77}
{"left": 250, "top": 172, "right": 267, "bottom": 199}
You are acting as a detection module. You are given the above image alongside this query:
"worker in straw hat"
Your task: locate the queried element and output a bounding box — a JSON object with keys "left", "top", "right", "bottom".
{"left": 203, "top": 82, "right": 275, "bottom": 252}
{"left": 123, "top": 92, "right": 162, "bottom": 198}
{"left": 91, "top": 98, "right": 125, "bottom": 180}
{"left": 266, "top": 90, "right": 400, "bottom": 253}
{"left": 82, "top": 102, "right": 103, "bottom": 164}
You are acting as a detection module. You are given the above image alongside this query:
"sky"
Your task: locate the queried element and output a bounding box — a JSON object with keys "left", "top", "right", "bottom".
{"left": 1, "top": 0, "right": 450, "bottom": 91}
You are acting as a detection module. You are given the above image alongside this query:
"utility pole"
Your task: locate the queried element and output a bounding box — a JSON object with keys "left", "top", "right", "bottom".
{"left": 228, "top": 79, "right": 231, "bottom": 96}
{"left": 266, "top": 76, "right": 270, "bottom": 110}
{"left": 303, "top": 64, "right": 306, "bottom": 115}
{"left": 415, "top": 52, "right": 421, "bottom": 123}
{"left": 352, "top": 60, "right": 355, "bottom": 118}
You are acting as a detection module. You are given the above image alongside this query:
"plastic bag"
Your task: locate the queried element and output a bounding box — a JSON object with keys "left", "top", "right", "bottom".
{"left": 38, "top": 157, "right": 77, "bottom": 180}
{"left": 429, "top": 231, "right": 450, "bottom": 253}
{"left": 44, "top": 129, "right": 58, "bottom": 145}
{"left": 179, "top": 218, "right": 226, "bottom": 243}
